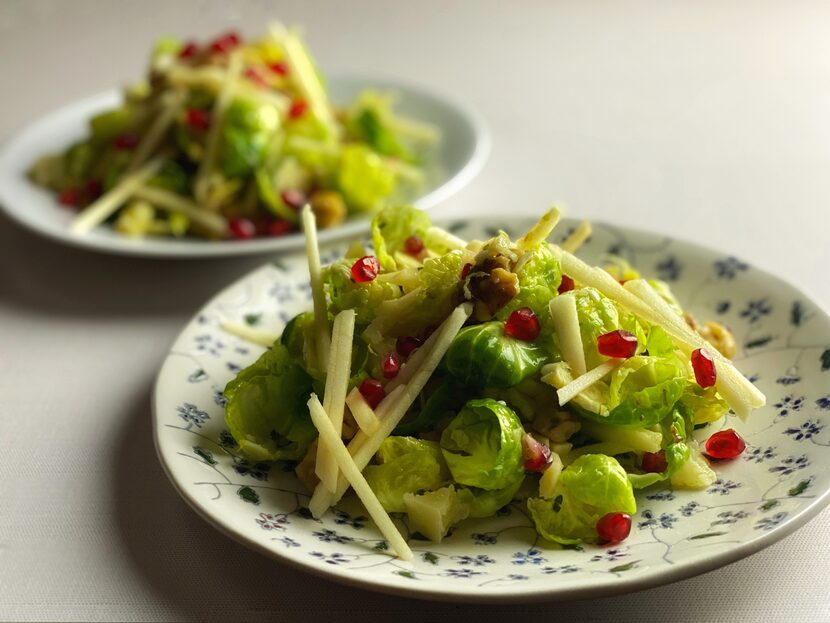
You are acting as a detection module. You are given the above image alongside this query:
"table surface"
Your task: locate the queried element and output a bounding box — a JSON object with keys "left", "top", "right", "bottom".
{"left": 1, "top": 1, "right": 829, "bottom": 621}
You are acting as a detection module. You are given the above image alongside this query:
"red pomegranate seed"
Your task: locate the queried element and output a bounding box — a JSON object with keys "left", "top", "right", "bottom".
{"left": 229, "top": 217, "right": 256, "bottom": 240}
{"left": 381, "top": 351, "right": 401, "bottom": 379}
{"left": 691, "top": 348, "right": 717, "bottom": 388}
{"left": 289, "top": 100, "right": 308, "bottom": 120}
{"left": 265, "top": 219, "right": 293, "bottom": 237}
{"left": 84, "top": 180, "right": 102, "bottom": 201}
{"left": 597, "top": 330, "right": 638, "bottom": 358}
{"left": 210, "top": 31, "right": 241, "bottom": 54}
{"left": 460, "top": 263, "right": 473, "bottom": 279}
{"left": 641, "top": 451, "right": 667, "bottom": 473}
{"left": 351, "top": 256, "right": 380, "bottom": 283}
{"left": 705, "top": 429, "right": 746, "bottom": 460}
{"left": 178, "top": 41, "right": 198, "bottom": 59}
{"left": 113, "top": 133, "right": 138, "bottom": 150}
{"left": 243, "top": 67, "right": 268, "bottom": 88}
{"left": 521, "top": 434, "right": 552, "bottom": 473}
{"left": 396, "top": 336, "right": 422, "bottom": 358}
{"left": 596, "top": 512, "right": 632, "bottom": 544}
{"left": 359, "top": 379, "right": 385, "bottom": 409}
{"left": 558, "top": 274, "right": 575, "bottom": 294}
{"left": 269, "top": 61, "right": 288, "bottom": 76}
{"left": 186, "top": 108, "right": 211, "bottom": 130}
{"left": 280, "top": 188, "right": 306, "bottom": 210}
{"left": 504, "top": 308, "right": 541, "bottom": 341}
{"left": 57, "top": 188, "right": 80, "bottom": 207}
{"left": 404, "top": 235, "right": 424, "bottom": 256}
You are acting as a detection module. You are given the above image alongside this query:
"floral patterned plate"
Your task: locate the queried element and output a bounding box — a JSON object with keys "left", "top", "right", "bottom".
{"left": 153, "top": 216, "right": 830, "bottom": 602}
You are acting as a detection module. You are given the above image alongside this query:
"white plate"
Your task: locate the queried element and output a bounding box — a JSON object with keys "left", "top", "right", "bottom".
{"left": 0, "top": 75, "right": 488, "bottom": 258}
{"left": 153, "top": 216, "right": 830, "bottom": 602}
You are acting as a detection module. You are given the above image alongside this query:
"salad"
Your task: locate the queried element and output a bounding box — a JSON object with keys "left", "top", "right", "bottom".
{"left": 222, "top": 205, "right": 766, "bottom": 560}
{"left": 28, "top": 24, "right": 437, "bottom": 241}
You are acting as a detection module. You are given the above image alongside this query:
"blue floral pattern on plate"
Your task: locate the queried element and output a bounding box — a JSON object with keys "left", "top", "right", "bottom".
{"left": 153, "top": 217, "right": 830, "bottom": 601}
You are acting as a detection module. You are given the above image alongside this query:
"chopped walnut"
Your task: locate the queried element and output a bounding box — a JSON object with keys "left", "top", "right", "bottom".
{"left": 310, "top": 190, "right": 346, "bottom": 229}
{"left": 684, "top": 313, "right": 737, "bottom": 358}
{"left": 295, "top": 439, "right": 320, "bottom": 492}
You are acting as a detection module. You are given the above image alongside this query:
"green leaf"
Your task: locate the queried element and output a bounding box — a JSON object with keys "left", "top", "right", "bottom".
{"left": 363, "top": 437, "right": 449, "bottom": 512}
{"left": 610, "top": 561, "right": 640, "bottom": 573}
{"left": 370, "top": 205, "right": 432, "bottom": 270}
{"left": 193, "top": 446, "right": 217, "bottom": 465}
{"left": 445, "top": 322, "right": 550, "bottom": 388}
{"left": 746, "top": 335, "right": 774, "bottom": 349}
{"left": 237, "top": 486, "right": 260, "bottom": 505}
{"left": 220, "top": 97, "right": 280, "bottom": 177}
{"left": 244, "top": 313, "right": 262, "bottom": 326}
{"left": 822, "top": 350, "right": 830, "bottom": 371}
{"left": 440, "top": 399, "right": 526, "bottom": 491}
{"left": 689, "top": 532, "right": 727, "bottom": 540}
{"left": 789, "top": 479, "right": 812, "bottom": 496}
{"left": 529, "top": 454, "right": 636, "bottom": 545}
{"left": 422, "top": 551, "right": 439, "bottom": 565}
{"left": 337, "top": 144, "right": 395, "bottom": 212}
{"left": 396, "top": 570, "right": 417, "bottom": 579}
{"left": 759, "top": 500, "right": 780, "bottom": 511}
{"left": 373, "top": 541, "right": 389, "bottom": 551}
{"left": 791, "top": 301, "right": 805, "bottom": 326}
{"left": 223, "top": 343, "right": 317, "bottom": 462}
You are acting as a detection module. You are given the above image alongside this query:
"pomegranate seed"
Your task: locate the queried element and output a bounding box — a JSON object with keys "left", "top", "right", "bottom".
{"left": 289, "top": 100, "right": 308, "bottom": 120}
{"left": 113, "top": 133, "right": 138, "bottom": 150}
{"left": 521, "top": 434, "right": 552, "bottom": 472}
{"left": 641, "top": 451, "right": 667, "bottom": 473}
{"left": 618, "top": 279, "right": 629, "bottom": 286}
{"left": 359, "top": 379, "right": 385, "bottom": 409}
{"left": 228, "top": 217, "right": 256, "bottom": 240}
{"left": 269, "top": 61, "right": 288, "bottom": 76}
{"left": 84, "top": 180, "right": 102, "bottom": 201}
{"left": 381, "top": 351, "right": 401, "bottom": 379}
{"left": 460, "top": 263, "right": 473, "bottom": 279}
{"left": 178, "top": 41, "right": 198, "bottom": 59}
{"left": 280, "top": 188, "right": 306, "bottom": 210}
{"left": 596, "top": 512, "right": 632, "bottom": 544}
{"left": 243, "top": 67, "right": 268, "bottom": 88}
{"left": 404, "top": 235, "right": 424, "bottom": 256}
{"left": 558, "top": 274, "right": 575, "bottom": 294}
{"left": 396, "top": 336, "right": 422, "bottom": 358}
{"left": 351, "top": 256, "right": 380, "bottom": 283}
{"left": 210, "top": 31, "right": 241, "bottom": 54}
{"left": 504, "top": 308, "right": 541, "bottom": 341}
{"left": 597, "top": 330, "right": 638, "bottom": 358}
{"left": 691, "top": 348, "right": 717, "bottom": 388}
{"left": 57, "top": 188, "right": 80, "bottom": 207}
{"left": 705, "top": 429, "right": 746, "bottom": 460}
{"left": 186, "top": 108, "right": 211, "bottom": 130}
{"left": 265, "top": 219, "right": 293, "bottom": 237}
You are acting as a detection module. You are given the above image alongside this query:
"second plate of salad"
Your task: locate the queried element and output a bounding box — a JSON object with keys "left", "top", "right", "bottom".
{"left": 0, "top": 25, "right": 488, "bottom": 257}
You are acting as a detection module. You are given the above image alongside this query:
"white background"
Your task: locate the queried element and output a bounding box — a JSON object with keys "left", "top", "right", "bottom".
{"left": 1, "top": 1, "right": 829, "bottom": 621}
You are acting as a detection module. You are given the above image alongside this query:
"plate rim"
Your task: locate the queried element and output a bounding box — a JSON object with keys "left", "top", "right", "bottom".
{"left": 152, "top": 216, "right": 830, "bottom": 602}
{"left": 0, "top": 77, "right": 490, "bottom": 259}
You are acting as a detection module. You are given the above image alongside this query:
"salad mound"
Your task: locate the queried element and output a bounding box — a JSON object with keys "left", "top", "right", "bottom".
{"left": 222, "top": 205, "right": 765, "bottom": 559}
{"left": 29, "top": 24, "right": 438, "bottom": 241}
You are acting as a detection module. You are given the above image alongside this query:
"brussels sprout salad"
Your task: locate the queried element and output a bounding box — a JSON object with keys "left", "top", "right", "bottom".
{"left": 29, "top": 24, "right": 438, "bottom": 241}
{"left": 222, "top": 205, "right": 766, "bottom": 560}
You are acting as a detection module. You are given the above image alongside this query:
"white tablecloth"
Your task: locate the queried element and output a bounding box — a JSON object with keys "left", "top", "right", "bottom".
{"left": 1, "top": 1, "right": 829, "bottom": 620}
